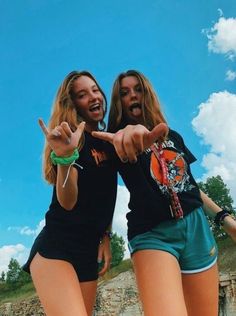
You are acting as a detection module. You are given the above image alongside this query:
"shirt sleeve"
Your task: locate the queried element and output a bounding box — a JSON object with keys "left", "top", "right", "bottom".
{"left": 170, "top": 129, "right": 197, "bottom": 164}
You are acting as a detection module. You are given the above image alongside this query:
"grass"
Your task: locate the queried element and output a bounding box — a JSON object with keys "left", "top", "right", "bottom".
{"left": 0, "top": 282, "right": 36, "bottom": 305}
{"left": 217, "top": 236, "right": 236, "bottom": 272}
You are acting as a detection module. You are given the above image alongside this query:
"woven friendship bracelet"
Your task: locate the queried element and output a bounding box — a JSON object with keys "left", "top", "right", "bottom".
{"left": 50, "top": 148, "right": 79, "bottom": 165}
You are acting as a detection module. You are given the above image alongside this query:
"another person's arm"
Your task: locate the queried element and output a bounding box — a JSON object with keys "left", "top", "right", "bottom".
{"left": 200, "top": 190, "right": 236, "bottom": 242}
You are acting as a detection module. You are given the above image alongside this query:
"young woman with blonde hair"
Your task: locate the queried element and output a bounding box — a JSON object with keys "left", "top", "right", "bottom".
{"left": 23, "top": 71, "right": 117, "bottom": 316}
{"left": 93, "top": 69, "right": 236, "bottom": 316}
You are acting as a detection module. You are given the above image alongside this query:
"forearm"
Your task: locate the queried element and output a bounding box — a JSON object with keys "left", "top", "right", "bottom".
{"left": 200, "top": 190, "right": 221, "bottom": 217}
{"left": 56, "top": 165, "right": 78, "bottom": 210}
{"left": 200, "top": 190, "right": 236, "bottom": 242}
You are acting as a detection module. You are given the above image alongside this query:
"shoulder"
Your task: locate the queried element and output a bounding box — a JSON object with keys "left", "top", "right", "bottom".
{"left": 168, "top": 128, "right": 197, "bottom": 163}
{"left": 168, "top": 129, "right": 184, "bottom": 144}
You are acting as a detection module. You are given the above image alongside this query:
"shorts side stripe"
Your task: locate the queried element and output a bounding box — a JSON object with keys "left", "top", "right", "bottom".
{"left": 181, "top": 257, "right": 217, "bottom": 274}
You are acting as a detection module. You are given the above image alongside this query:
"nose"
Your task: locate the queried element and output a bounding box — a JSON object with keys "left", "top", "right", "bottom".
{"left": 130, "top": 88, "right": 137, "bottom": 99}
{"left": 89, "top": 91, "right": 97, "bottom": 101}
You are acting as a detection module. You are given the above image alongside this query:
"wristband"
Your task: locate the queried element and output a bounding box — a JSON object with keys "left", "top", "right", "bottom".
{"left": 50, "top": 148, "right": 79, "bottom": 165}
{"left": 214, "top": 209, "right": 231, "bottom": 227}
{"left": 103, "top": 231, "right": 113, "bottom": 239}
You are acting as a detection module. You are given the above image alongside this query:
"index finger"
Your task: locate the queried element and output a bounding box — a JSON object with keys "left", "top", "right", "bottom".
{"left": 38, "top": 118, "right": 49, "bottom": 136}
{"left": 92, "top": 131, "right": 114, "bottom": 144}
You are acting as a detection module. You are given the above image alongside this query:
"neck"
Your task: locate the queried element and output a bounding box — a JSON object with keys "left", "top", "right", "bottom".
{"left": 85, "top": 122, "right": 99, "bottom": 133}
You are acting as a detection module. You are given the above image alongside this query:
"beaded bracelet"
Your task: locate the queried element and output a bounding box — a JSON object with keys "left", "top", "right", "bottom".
{"left": 214, "top": 209, "right": 231, "bottom": 227}
{"left": 50, "top": 148, "right": 79, "bottom": 165}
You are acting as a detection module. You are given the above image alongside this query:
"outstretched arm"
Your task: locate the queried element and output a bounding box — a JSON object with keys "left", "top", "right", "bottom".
{"left": 92, "top": 123, "right": 169, "bottom": 163}
{"left": 200, "top": 190, "right": 236, "bottom": 243}
{"left": 39, "top": 119, "right": 85, "bottom": 210}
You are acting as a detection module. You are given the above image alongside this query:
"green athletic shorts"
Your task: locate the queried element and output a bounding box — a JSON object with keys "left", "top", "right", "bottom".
{"left": 128, "top": 207, "right": 218, "bottom": 273}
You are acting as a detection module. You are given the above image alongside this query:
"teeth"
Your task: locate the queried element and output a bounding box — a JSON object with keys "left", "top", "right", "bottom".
{"left": 90, "top": 103, "right": 101, "bottom": 112}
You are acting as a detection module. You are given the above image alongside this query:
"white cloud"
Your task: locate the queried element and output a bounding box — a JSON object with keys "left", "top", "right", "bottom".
{"left": 225, "top": 69, "right": 236, "bottom": 81}
{"left": 0, "top": 244, "right": 29, "bottom": 274}
{"left": 217, "top": 8, "right": 223, "bottom": 17}
{"left": 34, "top": 220, "right": 45, "bottom": 235}
{"left": 112, "top": 184, "right": 130, "bottom": 258}
{"left": 203, "top": 17, "right": 236, "bottom": 60}
{"left": 1, "top": 220, "right": 45, "bottom": 274}
{"left": 8, "top": 220, "right": 45, "bottom": 237}
{"left": 192, "top": 91, "right": 236, "bottom": 203}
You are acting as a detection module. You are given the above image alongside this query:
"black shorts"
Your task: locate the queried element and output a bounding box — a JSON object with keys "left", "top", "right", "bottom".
{"left": 23, "top": 227, "right": 100, "bottom": 282}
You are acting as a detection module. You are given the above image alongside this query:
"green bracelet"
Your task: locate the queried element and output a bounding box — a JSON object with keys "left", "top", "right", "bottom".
{"left": 50, "top": 148, "right": 79, "bottom": 165}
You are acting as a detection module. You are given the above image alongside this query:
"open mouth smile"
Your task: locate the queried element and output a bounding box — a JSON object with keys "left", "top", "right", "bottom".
{"left": 89, "top": 103, "right": 101, "bottom": 112}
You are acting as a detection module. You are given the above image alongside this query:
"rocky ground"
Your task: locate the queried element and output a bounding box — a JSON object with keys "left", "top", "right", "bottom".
{"left": 0, "top": 270, "right": 143, "bottom": 316}
{"left": 94, "top": 270, "right": 143, "bottom": 316}
{"left": 1, "top": 271, "right": 235, "bottom": 315}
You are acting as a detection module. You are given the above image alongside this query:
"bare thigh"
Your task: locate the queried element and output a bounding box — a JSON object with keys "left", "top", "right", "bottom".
{"left": 30, "top": 253, "right": 88, "bottom": 316}
{"left": 80, "top": 281, "right": 97, "bottom": 316}
{"left": 182, "top": 263, "right": 219, "bottom": 316}
{"left": 132, "top": 250, "right": 188, "bottom": 316}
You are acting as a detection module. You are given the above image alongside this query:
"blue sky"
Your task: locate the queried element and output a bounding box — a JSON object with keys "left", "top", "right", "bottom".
{"left": 0, "top": 0, "right": 236, "bottom": 272}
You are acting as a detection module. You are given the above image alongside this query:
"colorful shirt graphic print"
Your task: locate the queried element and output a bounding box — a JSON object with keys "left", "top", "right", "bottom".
{"left": 150, "top": 140, "right": 195, "bottom": 195}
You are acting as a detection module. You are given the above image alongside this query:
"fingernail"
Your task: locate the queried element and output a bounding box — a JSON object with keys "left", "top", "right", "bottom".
{"left": 97, "top": 258, "right": 102, "bottom": 263}
{"left": 66, "top": 138, "right": 71, "bottom": 144}
{"left": 122, "top": 158, "right": 128, "bottom": 163}
{"left": 52, "top": 131, "right": 61, "bottom": 137}
{"left": 130, "top": 159, "right": 137, "bottom": 164}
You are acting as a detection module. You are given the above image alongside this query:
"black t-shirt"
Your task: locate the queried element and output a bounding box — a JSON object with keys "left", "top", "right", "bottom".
{"left": 45, "top": 131, "right": 117, "bottom": 245}
{"left": 115, "top": 129, "right": 203, "bottom": 240}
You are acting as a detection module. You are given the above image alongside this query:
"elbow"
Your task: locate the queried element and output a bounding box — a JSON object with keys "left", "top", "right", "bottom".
{"left": 59, "top": 199, "right": 77, "bottom": 211}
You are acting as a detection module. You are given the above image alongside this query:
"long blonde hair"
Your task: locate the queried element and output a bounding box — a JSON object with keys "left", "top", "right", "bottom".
{"left": 43, "top": 71, "right": 107, "bottom": 184}
{"left": 108, "top": 70, "right": 167, "bottom": 132}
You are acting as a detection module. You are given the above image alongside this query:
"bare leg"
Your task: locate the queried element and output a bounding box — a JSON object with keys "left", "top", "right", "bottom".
{"left": 132, "top": 250, "right": 188, "bottom": 316}
{"left": 30, "top": 253, "right": 88, "bottom": 316}
{"left": 80, "top": 281, "right": 97, "bottom": 316}
{"left": 182, "top": 263, "right": 219, "bottom": 316}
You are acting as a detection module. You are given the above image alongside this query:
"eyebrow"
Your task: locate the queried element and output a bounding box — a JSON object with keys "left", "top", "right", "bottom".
{"left": 120, "top": 83, "right": 141, "bottom": 89}
{"left": 75, "top": 84, "right": 98, "bottom": 94}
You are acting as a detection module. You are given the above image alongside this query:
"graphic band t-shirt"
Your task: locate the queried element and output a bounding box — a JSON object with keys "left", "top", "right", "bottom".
{"left": 45, "top": 131, "right": 117, "bottom": 246}
{"left": 115, "top": 129, "right": 203, "bottom": 240}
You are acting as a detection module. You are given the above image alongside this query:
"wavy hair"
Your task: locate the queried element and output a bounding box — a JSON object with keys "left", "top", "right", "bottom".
{"left": 108, "top": 70, "right": 167, "bottom": 132}
{"left": 43, "top": 71, "right": 107, "bottom": 184}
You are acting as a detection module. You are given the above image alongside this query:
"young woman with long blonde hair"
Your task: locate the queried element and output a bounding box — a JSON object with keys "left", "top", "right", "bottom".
{"left": 23, "top": 71, "right": 117, "bottom": 316}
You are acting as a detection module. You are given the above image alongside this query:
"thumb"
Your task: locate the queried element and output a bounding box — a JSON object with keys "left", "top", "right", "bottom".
{"left": 92, "top": 131, "right": 114, "bottom": 144}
